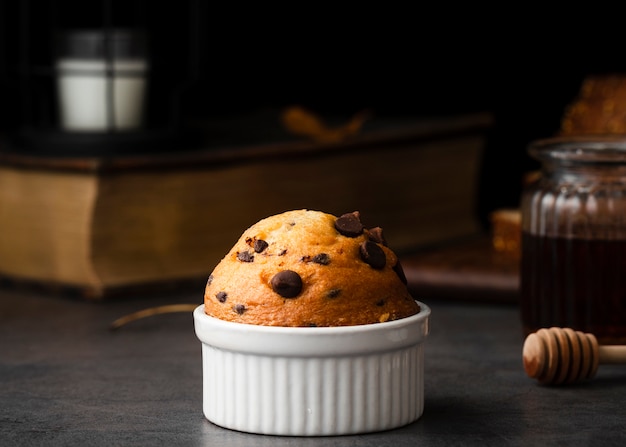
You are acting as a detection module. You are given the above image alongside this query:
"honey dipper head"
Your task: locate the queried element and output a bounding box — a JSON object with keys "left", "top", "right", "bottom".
{"left": 522, "top": 327, "right": 600, "bottom": 385}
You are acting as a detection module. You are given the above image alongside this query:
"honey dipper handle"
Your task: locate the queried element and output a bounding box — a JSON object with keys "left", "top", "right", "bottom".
{"left": 598, "top": 345, "right": 626, "bottom": 364}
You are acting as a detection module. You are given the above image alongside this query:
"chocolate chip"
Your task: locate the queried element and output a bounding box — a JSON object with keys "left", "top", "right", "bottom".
{"left": 312, "top": 253, "right": 330, "bottom": 265}
{"left": 367, "top": 227, "right": 387, "bottom": 246}
{"left": 359, "top": 241, "right": 386, "bottom": 269}
{"left": 216, "top": 291, "right": 228, "bottom": 303}
{"left": 327, "top": 288, "right": 341, "bottom": 298}
{"left": 270, "top": 270, "right": 303, "bottom": 298}
{"left": 233, "top": 304, "right": 246, "bottom": 314}
{"left": 254, "top": 239, "right": 268, "bottom": 253}
{"left": 237, "top": 251, "right": 254, "bottom": 262}
{"left": 278, "top": 249, "right": 287, "bottom": 256}
{"left": 376, "top": 299, "right": 386, "bottom": 306}
{"left": 301, "top": 252, "right": 330, "bottom": 265}
{"left": 206, "top": 274, "right": 214, "bottom": 287}
{"left": 393, "top": 260, "right": 408, "bottom": 284}
{"left": 335, "top": 211, "right": 363, "bottom": 237}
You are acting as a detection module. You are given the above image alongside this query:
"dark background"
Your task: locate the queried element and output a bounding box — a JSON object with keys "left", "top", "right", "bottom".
{"left": 1, "top": 1, "right": 622, "bottom": 228}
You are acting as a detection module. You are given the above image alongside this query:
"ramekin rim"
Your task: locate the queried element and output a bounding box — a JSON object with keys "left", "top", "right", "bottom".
{"left": 193, "top": 301, "right": 430, "bottom": 356}
{"left": 193, "top": 300, "right": 430, "bottom": 333}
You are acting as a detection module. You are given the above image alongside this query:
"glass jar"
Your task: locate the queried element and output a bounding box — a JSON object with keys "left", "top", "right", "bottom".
{"left": 520, "top": 136, "right": 626, "bottom": 344}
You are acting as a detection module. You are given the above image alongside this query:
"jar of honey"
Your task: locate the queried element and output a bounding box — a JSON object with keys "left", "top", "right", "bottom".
{"left": 520, "top": 136, "right": 626, "bottom": 344}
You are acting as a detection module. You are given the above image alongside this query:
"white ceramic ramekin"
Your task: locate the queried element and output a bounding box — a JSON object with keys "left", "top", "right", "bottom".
{"left": 193, "top": 301, "right": 430, "bottom": 436}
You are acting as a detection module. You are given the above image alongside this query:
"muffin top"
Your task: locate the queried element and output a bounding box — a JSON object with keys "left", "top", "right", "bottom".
{"left": 203, "top": 209, "right": 420, "bottom": 327}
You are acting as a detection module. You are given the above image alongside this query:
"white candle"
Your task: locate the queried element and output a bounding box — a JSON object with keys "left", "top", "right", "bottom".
{"left": 55, "top": 29, "right": 149, "bottom": 133}
{"left": 56, "top": 58, "right": 147, "bottom": 132}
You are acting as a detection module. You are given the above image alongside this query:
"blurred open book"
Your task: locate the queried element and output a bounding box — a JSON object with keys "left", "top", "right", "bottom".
{"left": 0, "top": 109, "right": 492, "bottom": 299}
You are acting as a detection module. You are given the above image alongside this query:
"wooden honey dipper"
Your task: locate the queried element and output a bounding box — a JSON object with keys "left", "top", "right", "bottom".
{"left": 522, "top": 327, "right": 626, "bottom": 385}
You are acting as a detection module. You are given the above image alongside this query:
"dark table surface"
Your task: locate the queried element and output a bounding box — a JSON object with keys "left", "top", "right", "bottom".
{"left": 2, "top": 285, "right": 626, "bottom": 446}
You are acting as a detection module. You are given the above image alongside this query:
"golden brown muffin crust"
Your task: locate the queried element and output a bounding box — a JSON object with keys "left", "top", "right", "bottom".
{"left": 204, "top": 209, "right": 420, "bottom": 327}
{"left": 560, "top": 74, "right": 626, "bottom": 136}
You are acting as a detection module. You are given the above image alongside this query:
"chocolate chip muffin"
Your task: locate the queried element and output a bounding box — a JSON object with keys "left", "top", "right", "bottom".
{"left": 560, "top": 74, "right": 626, "bottom": 135}
{"left": 204, "top": 209, "right": 420, "bottom": 327}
